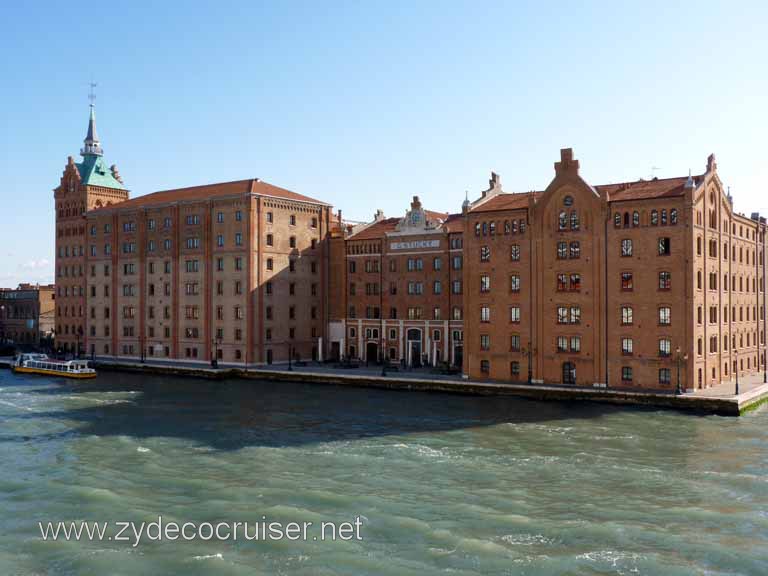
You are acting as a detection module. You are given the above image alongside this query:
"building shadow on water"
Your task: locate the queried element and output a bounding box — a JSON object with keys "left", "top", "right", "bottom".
{"left": 4, "top": 371, "right": 659, "bottom": 450}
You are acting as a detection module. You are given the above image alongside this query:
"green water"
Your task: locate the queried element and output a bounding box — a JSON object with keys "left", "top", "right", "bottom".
{"left": 1, "top": 370, "right": 767, "bottom": 575}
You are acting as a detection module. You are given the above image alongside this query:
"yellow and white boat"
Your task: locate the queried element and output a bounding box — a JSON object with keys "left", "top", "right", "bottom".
{"left": 12, "top": 353, "right": 97, "bottom": 379}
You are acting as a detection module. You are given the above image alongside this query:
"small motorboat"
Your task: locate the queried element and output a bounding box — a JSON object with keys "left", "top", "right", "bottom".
{"left": 12, "top": 353, "right": 97, "bottom": 379}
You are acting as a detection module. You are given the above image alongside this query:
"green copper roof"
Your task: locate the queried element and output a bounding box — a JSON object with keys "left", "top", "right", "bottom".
{"left": 76, "top": 154, "right": 126, "bottom": 190}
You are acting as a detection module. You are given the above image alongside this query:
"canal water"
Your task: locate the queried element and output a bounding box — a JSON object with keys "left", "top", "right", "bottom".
{"left": 1, "top": 370, "right": 767, "bottom": 575}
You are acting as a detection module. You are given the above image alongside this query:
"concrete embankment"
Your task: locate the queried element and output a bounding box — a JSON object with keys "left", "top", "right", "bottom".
{"left": 3, "top": 356, "right": 765, "bottom": 416}
{"left": 93, "top": 360, "right": 768, "bottom": 416}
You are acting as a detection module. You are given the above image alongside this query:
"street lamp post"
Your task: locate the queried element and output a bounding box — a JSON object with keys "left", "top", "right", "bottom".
{"left": 523, "top": 341, "right": 533, "bottom": 385}
{"left": 675, "top": 347, "right": 684, "bottom": 395}
{"left": 735, "top": 349, "right": 740, "bottom": 396}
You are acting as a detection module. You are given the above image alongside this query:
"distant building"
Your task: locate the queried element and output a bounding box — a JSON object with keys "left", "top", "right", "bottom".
{"left": 0, "top": 284, "right": 55, "bottom": 348}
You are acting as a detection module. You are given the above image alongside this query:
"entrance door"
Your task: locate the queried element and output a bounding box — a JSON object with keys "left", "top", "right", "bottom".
{"left": 453, "top": 345, "right": 463, "bottom": 369}
{"left": 366, "top": 342, "right": 379, "bottom": 364}
{"left": 562, "top": 361, "right": 576, "bottom": 385}
{"left": 331, "top": 342, "right": 340, "bottom": 362}
{"left": 410, "top": 341, "right": 422, "bottom": 367}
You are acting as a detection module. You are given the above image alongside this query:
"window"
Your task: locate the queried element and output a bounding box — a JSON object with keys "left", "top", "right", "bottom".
{"left": 289, "top": 214, "right": 296, "bottom": 226}
{"left": 480, "top": 360, "right": 490, "bottom": 374}
{"left": 570, "top": 210, "right": 579, "bottom": 230}
{"left": 570, "top": 307, "right": 581, "bottom": 324}
{"left": 621, "top": 239, "right": 633, "bottom": 257}
{"left": 632, "top": 211, "right": 639, "bottom": 227}
{"left": 235, "top": 233, "right": 242, "bottom": 246}
{"left": 509, "top": 306, "right": 520, "bottom": 323}
{"left": 621, "top": 306, "right": 633, "bottom": 325}
{"left": 510, "top": 335, "right": 521, "bottom": 352}
{"left": 570, "top": 273, "right": 581, "bottom": 291}
{"left": 433, "top": 257, "right": 441, "bottom": 270}
{"left": 480, "top": 335, "right": 490, "bottom": 350}
{"left": 557, "top": 241, "right": 567, "bottom": 259}
{"left": 480, "top": 306, "right": 490, "bottom": 323}
{"left": 186, "top": 215, "right": 200, "bottom": 225}
{"left": 569, "top": 242, "right": 580, "bottom": 259}
{"left": 659, "top": 368, "right": 671, "bottom": 385}
{"left": 614, "top": 212, "right": 621, "bottom": 227}
{"left": 266, "top": 211, "right": 273, "bottom": 223}
{"left": 186, "top": 237, "right": 200, "bottom": 249}
{"left": 480, "top": 246, "right": 490, "bottom": 262}
{"left": 217, "top": 212, "right": 224, "bottom": 223}
{"left": 659, "top": 307, "right": 671, "bottom": 325}
{"left": 235, "top": 210, "right": 242, "bottom": 222}
{"left": 658, "top": 237, "right": 671, "bottom": 256}
{"left": 510, "top": 244, "right": 520, "bottom": 261}
{"left": 621, "top": 338, "right": 633, "bottom": 355}
{"left": 289, "top": 236, "right": 296, "bottom": 248}
{"left": 557, "top": 336, "right": 568, "bottom": 352}
{"left": 557, "top": 306, "right": 569, "bottom": 324}
{"left": 651, "top": 210, "right": 658, "bottom": 226}
{"left": 570, "top": 336, "right": 581, "bottom": 352}
{"left": 622, "top": 367, "right": 633, "bottom": 382}
{"left": 621, "top": 272, "right": 633, "bottom": 290}
{"left": 510, "top": 275, "right": 520, "bottom": 292}
{"left": 266, "top": 258, "right": 273, "bottom": 270}
{"left": 480, "top": 275, "right": 490, "bottom": 293}
{"left": 558, "top": 211, "right": 567, "bottom": 230}
{"left": 670, "top": 209, "right": 678, "bottom": 225}
{"left": 557, "top": 273, "right": 568, "bottom": 291}
{"left": 266, "top": 234, "right": 274, "bottom": 246}
{"left": 658, "top": 271, "right": 671, "bottom": 290}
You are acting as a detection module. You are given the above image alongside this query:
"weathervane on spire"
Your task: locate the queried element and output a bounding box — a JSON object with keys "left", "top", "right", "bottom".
{"left": 88, "top": 82, "right": 97, "bottom": 107}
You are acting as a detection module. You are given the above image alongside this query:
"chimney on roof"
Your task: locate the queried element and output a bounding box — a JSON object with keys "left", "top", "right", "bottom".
{"left": 554, "top": 148, "right": 579, "bottom": 176}
{"left": 707, "top": 153, "right": 717, "bottom": 173}
{"left": 374, "top": 209, "right": 385, "bottom": 222}
{"left": 751, "top": 212, "right": 760, "bottom": 221}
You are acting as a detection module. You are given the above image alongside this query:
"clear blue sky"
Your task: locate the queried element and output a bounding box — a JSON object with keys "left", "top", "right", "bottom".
{"left": 1, "top": 0, "right": 766, "bottom": 286}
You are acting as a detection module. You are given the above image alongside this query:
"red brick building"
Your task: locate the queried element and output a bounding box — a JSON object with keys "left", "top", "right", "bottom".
{"left": 462, "top": 149, "right": 766, "bottom": 391}
{"left": 55, "top": 106, "right": 332, "bottom": 365}
{"left": 327, "top": 197, "right": 464, "bottom": 367}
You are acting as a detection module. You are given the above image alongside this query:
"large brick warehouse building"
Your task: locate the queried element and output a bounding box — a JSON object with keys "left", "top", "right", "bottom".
{"left": 53, "top": 107, "right": 766, "bottom": 391}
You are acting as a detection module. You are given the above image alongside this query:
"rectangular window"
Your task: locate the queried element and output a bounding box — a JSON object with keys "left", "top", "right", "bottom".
{"left": 621, "top": 338, "right": 633, "bottom": 355}
{"left": 480, "top": 275, "right": 490, "bottom": 293}
{"left": 557, "top": 336, "right": 568, "bottom": 352}
{"left": 621, "top": 306, "right": 633, "bottom": 325}
{"left": 658, "top": 237, "right": 671, "bottom": 256}
{"left": 621, "top": 239, "right": 633, "bottom": 257}
{"left": 622, "top": 366, "right": 633, "bottom": 382}
{"left": 659, "top": 368, "right": 671, "bottom": 385}
{"left": 509, "top": 306, "right": 520, "bottom": 323}
{"left": 480, "top": 334, "right": 490, "bottom": 350}
{"left": 480, "top": 306, "right": 490, "bottom": 322}
{"left": 659, "top": 307, "right": 671, "bottom": 325}
{"left": 510, "top": 244, "right": 520, "bottom": 261}
{"left": 621, "top": 272, "right": 633, "bottom": 290}
{"left": 510, "top": 335, "right": 520, "bottom": 352}
{"left": 509, "top": 275, "right": 520, "bottom": 292}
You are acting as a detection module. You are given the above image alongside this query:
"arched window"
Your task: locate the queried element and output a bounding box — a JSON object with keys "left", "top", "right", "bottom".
{"left": 570, "top": 210, "right": 579, "bottom": 230}
{"left": 558, "top": 211, "right": 567, "bottom": 230}
{"left": 614, "top": 212, "right": 621, "bottom": 227}
{"left": 651, "top": 210, "right": 658, "bottom": 226}
{"left": 632, "top": 211, "right": 640, "bottom": 227}
{"left": 562, "top": 362, "right": 576, "bottom": 384}
{"left": 670, "top": 209, "right": 678, "bottom": 224}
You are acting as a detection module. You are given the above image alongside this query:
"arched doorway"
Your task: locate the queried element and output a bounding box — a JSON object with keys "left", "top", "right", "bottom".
{"left": 407, "top": 328, "right": 422, "bottom": 367}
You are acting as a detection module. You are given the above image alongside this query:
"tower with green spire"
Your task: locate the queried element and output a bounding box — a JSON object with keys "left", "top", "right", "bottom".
{"left": 53, "top": 102, "right": 129, "bottom": 355}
